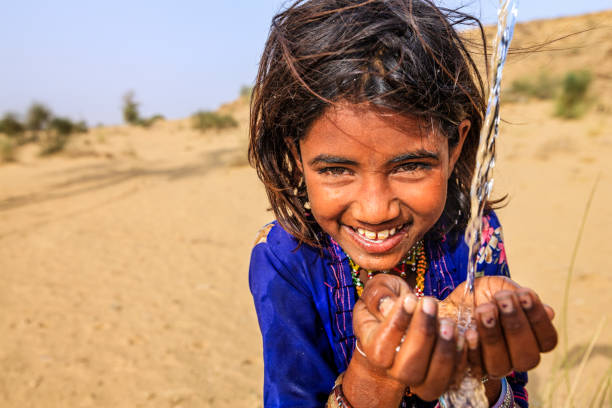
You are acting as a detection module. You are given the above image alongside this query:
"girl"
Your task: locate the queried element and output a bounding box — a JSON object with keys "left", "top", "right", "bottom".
{"left": 248, "top": 1, "right": 558, "bottom": 407}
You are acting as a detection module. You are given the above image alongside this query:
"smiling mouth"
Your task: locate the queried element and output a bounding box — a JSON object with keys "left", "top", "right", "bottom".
{"left": 343, "top": 223, "right": 409, "bottom": 254}
{"left": 352, "top": 224, "right": 406, "bottom": 243}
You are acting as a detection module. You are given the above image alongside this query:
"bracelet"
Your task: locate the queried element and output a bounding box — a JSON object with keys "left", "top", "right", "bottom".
{"left": 491, "top": 377, "right": 515, "bottom": 408}
{"left": 326, "top": 373, "right": 354, "bottom": 408}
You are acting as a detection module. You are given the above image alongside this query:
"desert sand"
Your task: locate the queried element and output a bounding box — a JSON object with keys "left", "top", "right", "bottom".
{"left": 1, "top": 11, "right": 611, "bottom": 408}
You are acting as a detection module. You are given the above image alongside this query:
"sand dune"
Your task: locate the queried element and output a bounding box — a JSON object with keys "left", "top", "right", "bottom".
{"left": 1, "top": 11, "right": 611, "bottom": 408}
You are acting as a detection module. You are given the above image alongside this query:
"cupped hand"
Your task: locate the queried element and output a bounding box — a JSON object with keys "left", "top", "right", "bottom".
{"left": 348, "top": 274, "right": 464, "bottom": 402}
{"left": 442, "top": 276, "right": 558, "bottom": 378}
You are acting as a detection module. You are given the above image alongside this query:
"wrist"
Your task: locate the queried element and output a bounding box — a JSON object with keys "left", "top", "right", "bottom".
{"left": 342, "top": 349, "right": 405, "bottom": 408}
{"left": 488, "top": 377, "right": 514, "bottom": 408}
{"left": 484, "top": 377, "right": 502, "bottom": 405}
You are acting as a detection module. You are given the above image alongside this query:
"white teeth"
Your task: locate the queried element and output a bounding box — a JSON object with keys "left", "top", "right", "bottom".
{"left": 354, "top": 225, "right": 404, "bottom": 241}
{"left": 365, "top": 230, "right": 377, "bottom": 240}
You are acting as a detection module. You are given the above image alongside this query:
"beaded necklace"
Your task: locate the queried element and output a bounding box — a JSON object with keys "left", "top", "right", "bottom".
{"left": 348, "top": 240, "right": 427, "bottom": 298}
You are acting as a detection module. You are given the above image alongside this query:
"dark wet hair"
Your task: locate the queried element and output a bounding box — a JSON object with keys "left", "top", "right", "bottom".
{"left": 249, "top": 0, "right": 497, "bottom": 247}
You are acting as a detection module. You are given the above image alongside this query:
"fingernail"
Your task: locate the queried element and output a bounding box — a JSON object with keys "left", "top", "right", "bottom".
{"left": 456, "top": 335, "right": 465, "bottom": 351}
{"left": 466, "top": 330, "right": 478, "bottom": 350}
{"left": 379, "top": 296, "right": 393, "bottom": 316}
{"left": 498, "top": 296, "right": 514, "bottom": 314}
{"left": 403, "top": 294, "right": 417, "bottom": 314}
{"left": 440, "top": 319, "right": 454, "bottom": 340}
{"left": 422, "top": 297, "right": 437, "bottom": 316}
{"left": 481, "top": 310, "right": 496, "bottom": 328}
{"left": 518, "top": 293, "right": 532, "bottom": 309}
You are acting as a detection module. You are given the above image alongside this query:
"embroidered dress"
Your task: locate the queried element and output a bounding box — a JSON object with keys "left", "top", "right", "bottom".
{"left": 249, "top": 211, "right": 526, "bottom": 408}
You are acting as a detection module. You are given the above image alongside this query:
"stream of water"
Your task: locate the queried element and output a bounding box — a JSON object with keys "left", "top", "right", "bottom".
{"left": 439, "top": 1, "right": 519, "bottom": 406}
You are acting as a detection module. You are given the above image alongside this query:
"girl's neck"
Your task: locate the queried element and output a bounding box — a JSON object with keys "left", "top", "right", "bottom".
{"left": 345, "top": 240, "right": 427, "bottom": 298}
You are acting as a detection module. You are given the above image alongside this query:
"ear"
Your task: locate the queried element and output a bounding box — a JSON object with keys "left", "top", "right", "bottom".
{"left": 449, "top": 119, "right": 470, "bottom": 173}
{"left": 286, "top": 138, "right": 303, "bottom": 173}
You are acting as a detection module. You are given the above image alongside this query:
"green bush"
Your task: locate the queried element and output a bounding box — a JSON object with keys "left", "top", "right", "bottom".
{"left": 191, "top": 110, "right": 238, "bottom": 132}
{"left": 555, "top": 70, "right": 592, "bottom": 119}
{"left": 507, "top": 71, "right": 559, "bottom": 101}
{"left": 25, "top": 103, "right": 52, "bottom": 133}
{"left": 0, "top": 113, "right": 25, "bottom": 136}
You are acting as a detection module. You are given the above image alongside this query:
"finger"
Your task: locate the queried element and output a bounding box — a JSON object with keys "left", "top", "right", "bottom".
{"left": 389, "top": 297, "right": 438, "bottom": 385}
{"left": 465, "top": 328, "right": 484, "bottom": 380}
{"left": 516, "top": 288, "right": 558, "bottom": 352}
{"left": 410, "top": 319, "right": 458, "bottom": 401}
{"left": 495, "top": 290, "right": 541, "bottom": 371}
{"left": 544, "top": 305, "right": 555, "bottom": 320}
{"left": 361, "top": 274, "right": 407, "bottom": 321}
{"left": 365, "top": 294, "right": 418, "bottom": 368}
{"left": 475, "top": 302, "right": 511, "bottom": 378}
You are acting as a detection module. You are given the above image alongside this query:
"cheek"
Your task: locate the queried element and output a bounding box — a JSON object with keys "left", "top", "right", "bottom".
{"left": 305, "top": 179, "right": 348, "bottom": 222}
{"left": 402, "top": 173, "right": 448, "bottom": 219}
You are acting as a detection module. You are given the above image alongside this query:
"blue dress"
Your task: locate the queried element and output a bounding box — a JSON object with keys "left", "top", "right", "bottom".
{"left": 249, "top": 211, "right": 528, "bottom": 407}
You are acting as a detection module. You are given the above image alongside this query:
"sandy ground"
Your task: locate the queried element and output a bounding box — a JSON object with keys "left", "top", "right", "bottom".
{"left": 1, "top": 11, "right": 611, "bottom": 408}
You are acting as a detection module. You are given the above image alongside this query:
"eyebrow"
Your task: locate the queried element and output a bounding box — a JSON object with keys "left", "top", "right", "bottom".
{"left": 388, "top": 150, "right": 439, "bottom": 164}
{"left": 309, "top": 155, "right": 358, "bottom": 166}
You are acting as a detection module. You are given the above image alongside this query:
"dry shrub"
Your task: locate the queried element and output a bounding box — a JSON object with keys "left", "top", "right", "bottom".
{"left": 191, "top": 110, "right": 238, "bottom": 132}
{"left": 0, "top": 135, "right": 16, "bottom": 162}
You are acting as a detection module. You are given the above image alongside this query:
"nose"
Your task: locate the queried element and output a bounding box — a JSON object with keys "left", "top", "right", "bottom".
{"left": 352, "top": 173, "right": 400, "bottom": 225}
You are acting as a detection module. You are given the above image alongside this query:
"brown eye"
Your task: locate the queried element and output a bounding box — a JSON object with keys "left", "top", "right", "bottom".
{"left": 394, "top": 162, "right": 431, "bottom": 173}
{"left": 318, "top": 167, "right": 352, "bottom": 176}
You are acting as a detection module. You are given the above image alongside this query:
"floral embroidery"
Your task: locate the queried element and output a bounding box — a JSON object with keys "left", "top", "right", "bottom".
{"left": 477, "top": 215, "right": 507, "bottom": 275}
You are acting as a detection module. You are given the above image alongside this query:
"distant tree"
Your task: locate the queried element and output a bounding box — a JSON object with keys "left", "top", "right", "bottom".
{"left": 122, "top": 91, "right": 141, "bottom": 125}
{"left": 25, "top": 103, "right": 52, "bottom": 133}
{"left": 49, "top": 117, "right": 74, "bottom": 135}
{"left": 121, "top": 91, "right": 163, "bottom": 128}
{"left": 0, "top": 113, "right": 25, "bottom": 136}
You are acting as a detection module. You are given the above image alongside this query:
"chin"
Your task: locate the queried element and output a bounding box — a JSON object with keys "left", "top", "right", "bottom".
{"left": 351, "top": 250, "right": 405, "bottom": 272}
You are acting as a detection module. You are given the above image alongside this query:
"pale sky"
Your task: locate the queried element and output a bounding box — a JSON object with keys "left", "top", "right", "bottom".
{"left": 1, "top": 0, "right": 609, "bottom": 125}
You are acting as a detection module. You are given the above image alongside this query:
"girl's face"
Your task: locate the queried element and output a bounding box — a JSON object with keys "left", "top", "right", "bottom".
{"left": 299, "top": 104, "right": 468, "bottom": 271}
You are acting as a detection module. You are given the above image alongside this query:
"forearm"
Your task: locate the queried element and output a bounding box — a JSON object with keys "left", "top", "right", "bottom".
{"left": 341, "top": 352, "right": 406, "bottom": 408}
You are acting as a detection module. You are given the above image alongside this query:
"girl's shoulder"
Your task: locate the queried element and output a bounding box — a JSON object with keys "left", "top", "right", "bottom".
{"left": 252, "top": 220, "right": 321, "bottom": 262}
{"left": 250, "top": 221, "right": 325, "bottom": 295}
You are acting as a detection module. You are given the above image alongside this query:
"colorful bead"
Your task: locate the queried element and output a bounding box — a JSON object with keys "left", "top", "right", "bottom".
{"left": 349, "top": 241, "right": 427, "bottom": 298}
